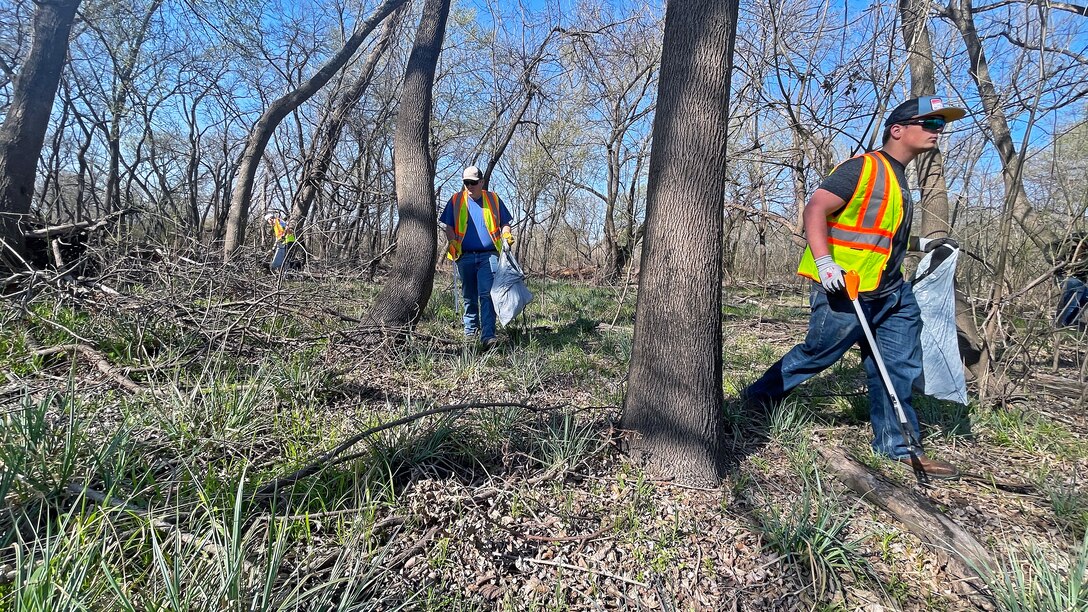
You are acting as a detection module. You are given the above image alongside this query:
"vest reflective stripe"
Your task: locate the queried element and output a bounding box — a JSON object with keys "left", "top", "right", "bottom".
{"left": 272, "top": 219, "right": 295, "bottom": 243}
{"left": 797, "top": 152, "right": 904, "bottom": 293}
{"left": 447, "top": 189, "right": 503, "bottom": 260}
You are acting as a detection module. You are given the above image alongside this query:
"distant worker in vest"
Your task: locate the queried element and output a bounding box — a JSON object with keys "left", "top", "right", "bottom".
{"left": 439, "top": 165, "right": 514, "bottom": 348}
{"left": 265, "top": 212, "right": 296, "bottom": 272}
{"left": 1049, "top": 232, "right": 1088, "bottom": 330}
{"left": 742, "top": 97, "right": 966, "bottom": 479}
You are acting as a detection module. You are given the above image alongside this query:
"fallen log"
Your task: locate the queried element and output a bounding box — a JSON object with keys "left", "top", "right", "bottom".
{"left": 816, "top": 446, "right": 996, "bottom": 607}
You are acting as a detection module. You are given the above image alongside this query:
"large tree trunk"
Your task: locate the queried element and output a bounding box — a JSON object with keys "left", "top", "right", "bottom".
{"left": 0, "top": 0, "right": 82, "bottom": 273}
{"left": 621, "top": 0, "right": 738, "bottom": 487}
{"left": 365, "top": 0, "right": 451, "bottom": 328}
{"left": 221, "top": 0, "right": 408, "bottom": 258}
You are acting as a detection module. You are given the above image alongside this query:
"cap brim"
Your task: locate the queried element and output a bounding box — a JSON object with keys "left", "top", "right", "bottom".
{"left": 917, "top": 107, "right": 966, "bottom": 122}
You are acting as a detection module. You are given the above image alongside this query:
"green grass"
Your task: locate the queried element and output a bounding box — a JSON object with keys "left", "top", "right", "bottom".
{"left": 980, "top": 533, "right": 1088, "bottom": 612}
{"left": 753, "top": 477, "right": 868, "bottom": 601}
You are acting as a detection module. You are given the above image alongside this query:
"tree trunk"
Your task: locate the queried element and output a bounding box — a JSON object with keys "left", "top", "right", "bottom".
{"left": 621, "top": 0, "right": 738, "bottom": 487}
{"left": 900, "top": 0, "right": 985, "bottom": 379}
{"left": 0, "top": 0, "right": 82, "bottom": 273}
{"left": 943, "top": 0, "right": 1057, "bottom": 251}
{"left": 365, "top": 0, "right": 451, "bottom": 328}
{"left": 221, "top": 0, "right": 408, "bottom": 258}
{"left": 289, "top": 7, "right": 404, "bottom": 238}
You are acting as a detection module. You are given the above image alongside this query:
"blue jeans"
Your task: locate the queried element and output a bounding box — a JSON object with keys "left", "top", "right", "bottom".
{"left": 744, "top": 284, "right": 924, "bottom": 459}
{"left": 1056, "top": 277, "right": 1087, "bottom": 328}
{"left": 456, "top": 251, "right": 499, "bottom": 340}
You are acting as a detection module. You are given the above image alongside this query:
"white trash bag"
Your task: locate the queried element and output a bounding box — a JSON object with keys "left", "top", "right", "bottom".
{"left": 490, "top": 250, "right": 533, "bottom": 327}
{"left": 911, "top": 246, "right": 968, "bottom": 405}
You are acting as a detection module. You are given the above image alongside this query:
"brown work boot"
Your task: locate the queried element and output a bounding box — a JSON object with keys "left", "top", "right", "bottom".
{"left": 896, "top": 454, "right": 960, "bottom": 479}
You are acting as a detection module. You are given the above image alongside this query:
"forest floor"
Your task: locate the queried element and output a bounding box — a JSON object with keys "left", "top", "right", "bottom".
{"left": 2, "top": 257, "right": 1087, "bottom": 611}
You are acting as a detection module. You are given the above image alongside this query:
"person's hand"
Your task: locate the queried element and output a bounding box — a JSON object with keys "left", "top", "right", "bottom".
{"left": 502, "top": 230, "right": 514, "bottom": 246}
{"left": 814, "top": 255, "right": 846, "bottom": 292}
{"left": 446, "top": 240, "right": 462, "bottom": 261}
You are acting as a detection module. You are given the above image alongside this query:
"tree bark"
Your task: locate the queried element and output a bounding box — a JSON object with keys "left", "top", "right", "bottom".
{"left": 621, "top": 0, "right": 738, "bottom": 487}
{"left": 365, "top": 0, "right": 451, "bottom": 328}
{"left": 0, "top": 0, "right": 82, "bottom": 273}
{"left": 221, "top": 0, "right": 409, "bottom": 258}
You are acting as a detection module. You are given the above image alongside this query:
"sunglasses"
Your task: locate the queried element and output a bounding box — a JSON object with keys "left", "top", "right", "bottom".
{"left": 463, "top": 179, "right": 479, "bottom": 186}
{"left": 900, "top": 117, "right": 947, "bottom": 132}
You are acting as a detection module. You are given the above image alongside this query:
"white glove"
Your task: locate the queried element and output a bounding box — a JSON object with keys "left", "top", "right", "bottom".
{"left": 814, "top": 255, "right": 845, "bottom": 293}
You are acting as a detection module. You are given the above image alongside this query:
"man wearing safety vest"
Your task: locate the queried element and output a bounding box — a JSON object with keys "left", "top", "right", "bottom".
{"left": 265, "top": 212, "right": 296, "bottom": 272}
{"left": 439, "top": 166, "right": 514, "bottom": 348}
{"left": 743, "top": 97, "right": 965, "bottom": 479}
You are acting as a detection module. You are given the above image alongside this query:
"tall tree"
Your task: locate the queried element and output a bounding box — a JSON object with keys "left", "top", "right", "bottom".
{"left": 899, "top": 0, "right": 985, "bottom": 375}
{"left": 621, "top": 0, "right": 739, "bottom": 487}
{"left": 221, "top": 0, "right": 408, "bottom": 258}
{"left": 288, "top": 6, "right": 406, "bottom": 237}
{"left": 0, "top": 0, "right": 82, "bottom": 272}
{"left": 365, "top": 0, "right": 452, "bottom": 328}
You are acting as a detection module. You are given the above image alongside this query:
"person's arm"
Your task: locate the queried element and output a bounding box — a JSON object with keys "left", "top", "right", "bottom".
{"left": 439, "top": 198, "right": 456, "bottom": 241}
{"left": 803, "top": 189, "right": 847, "bottom": 258}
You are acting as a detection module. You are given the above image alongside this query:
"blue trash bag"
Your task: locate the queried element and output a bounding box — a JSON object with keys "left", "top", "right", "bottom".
{"left": 490, "top": 250, "right": 533, "bottom": 327}
{"left": 911, "top": 246, "right": 968, "bottom": 405}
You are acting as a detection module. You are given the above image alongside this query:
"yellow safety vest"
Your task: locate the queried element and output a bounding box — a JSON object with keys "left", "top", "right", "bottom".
{"left": 446, "top": 189, "right": 503, "bottom": 261}
{"left": 797, "top": 151, "right": 904, "bottom": 293}
{"left": 272, "top": 219, "right": 296, "bottom": 244}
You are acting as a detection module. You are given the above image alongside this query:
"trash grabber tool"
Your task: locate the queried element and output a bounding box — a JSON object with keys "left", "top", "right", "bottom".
{"left": 844, "top": 270, "right": 928, "bottom": 484}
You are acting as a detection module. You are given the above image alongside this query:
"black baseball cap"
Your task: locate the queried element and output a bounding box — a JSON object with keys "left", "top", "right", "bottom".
{"left": 884, "top": 96, "right": 967, "bottom": 127}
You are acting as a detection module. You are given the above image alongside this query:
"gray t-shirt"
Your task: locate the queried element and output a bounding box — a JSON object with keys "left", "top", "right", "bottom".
{"left": 816, "top": 151, "right": 913, "bottom": 298}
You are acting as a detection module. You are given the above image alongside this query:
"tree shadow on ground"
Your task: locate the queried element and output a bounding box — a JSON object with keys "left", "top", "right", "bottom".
{"left": 506, "top": 316, "right": 601, "bottom": 350}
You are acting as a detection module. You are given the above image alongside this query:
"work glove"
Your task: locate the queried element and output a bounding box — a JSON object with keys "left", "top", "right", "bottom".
{"left": 446, "top": 240, "right": 462, "bottom": 261}
{"left": 814, "top": 255, "right": 846, "bottom": 293}
{"left": 909, "top": 236, "right": 959, "bottom": 252}
{"left": 502, "top": 229, "right": 514, "bottom": 246}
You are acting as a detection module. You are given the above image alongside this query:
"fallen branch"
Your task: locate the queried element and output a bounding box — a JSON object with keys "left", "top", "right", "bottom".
{"left": 32, "top": 344, "right": 144, "bottom": 393}
{"left": 23, "top": 208, "right": 139, "bottom": 239}
{"left": 816, "top": 447, "right": 996, "bottom": 602}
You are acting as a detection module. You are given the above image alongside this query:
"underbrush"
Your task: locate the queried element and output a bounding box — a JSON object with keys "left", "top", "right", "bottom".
{"left": 2, "top": 274, "right": 1086, "bottom": 610}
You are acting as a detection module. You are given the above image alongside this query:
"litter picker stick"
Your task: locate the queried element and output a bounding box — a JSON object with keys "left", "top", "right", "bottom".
{"left": 844, "top": 270, "right": 926, "bottom": 480}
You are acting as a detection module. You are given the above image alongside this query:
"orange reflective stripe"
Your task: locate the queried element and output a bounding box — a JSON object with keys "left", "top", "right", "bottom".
{"left": 851, "top": 155, "right": 878, "bottom": 230}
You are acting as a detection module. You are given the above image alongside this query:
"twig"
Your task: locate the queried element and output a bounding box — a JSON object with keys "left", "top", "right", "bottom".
{"left": 516, "top": 556, "right": 650, "bottom": 589}
{"left": 32, "top": 344, "right": 144, "bottom": 393}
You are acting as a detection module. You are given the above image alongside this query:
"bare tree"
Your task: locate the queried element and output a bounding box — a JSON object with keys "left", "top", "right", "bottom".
{"left": 0, "top": 0, "right": 82, "bottom": 272}
{"left": 288, "top": 7, "right": 406, "bottom": 239}
{"left": 622, "top": 0, "right": 738, "bottom": 487}
{"left": 366, "top": 0, "right": 452, "bottom": 328}
{"left": 221, "top": 0, "right": 409, "bottom": 258}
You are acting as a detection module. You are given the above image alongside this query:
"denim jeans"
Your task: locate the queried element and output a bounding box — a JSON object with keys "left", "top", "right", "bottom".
{"left": 1056, "top": 277, "right": 1087, "bottom": 328}
{"left": 744, "top": 283, "right": 924, "bottom": 459}
{"left": 456, "top": 251, "right": 499, "bottom": 340}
